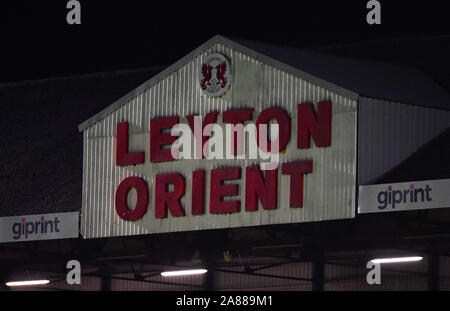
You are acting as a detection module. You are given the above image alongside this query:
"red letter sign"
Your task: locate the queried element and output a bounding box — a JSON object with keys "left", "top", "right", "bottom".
{"left": 191, "top": 170, "right": 206, "bottom": 215}
{"left": 256, "top": 107, "right": 291, "bottom": 152}
{"left": 150, "top": 116, "right": 180, "bottom": 162}
{"left": 115, "top": 176, "right": 149, "bottom": 221}
{"left": 210, "top": 167, "right": 241, "bottom": 214}
{"left": 223, "top": 108, "right": 254, "bottom": 155}
{"left": 155, "top": 173, "right": 186, "bottom": 218}
{"left": 186, "top": 112, "right": 219, "bottom": 159}
{"left": 245, "top": 166, "right": 278, "bottom": 211}
{"left": 282, "top": 161, "right": 313, "bottom": 208}
{"left": 298, "top": 101, "right": 332, "bottom": 149}
{"left": 116, "top": 122, "right": 145, "bottom": 166}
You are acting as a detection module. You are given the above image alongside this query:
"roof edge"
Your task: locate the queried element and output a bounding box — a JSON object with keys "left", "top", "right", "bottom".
{"left": 366, "top": 126, "right": 450, "bottom": 185}
{"left": 78, "top": 35, "right": 359, "bottom": 132}
{"left": 218, "top": 36, "right": 360, "bottom": 100}
{"left": 78, "top": 35, "right": 223, "bottom": 132}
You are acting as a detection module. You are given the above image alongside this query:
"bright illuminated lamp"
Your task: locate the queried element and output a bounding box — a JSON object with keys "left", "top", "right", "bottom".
{"left": 161, "top": 269, "right": 207, "bottom": 277}
{"left": 371, "top": 256, "right": 423, "bottom": 264}
{"left": 6, "top": 280, "right": 50, "bottom": 287}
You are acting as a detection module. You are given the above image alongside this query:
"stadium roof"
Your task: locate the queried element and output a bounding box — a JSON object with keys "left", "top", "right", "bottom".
{"left": 2, "top": 36, "right": 450, "bottom": 217}
{"left": 78, "top": 35, "right": 450, "bottom": 131}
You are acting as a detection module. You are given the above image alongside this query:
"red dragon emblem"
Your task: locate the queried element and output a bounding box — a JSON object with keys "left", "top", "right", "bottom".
{"left": 216, "top": 61, "right": 228, "bottom": 88}
{"left": 200, "top": 62, "right": 227, "bottom": 90}
{"left": 200, "top": 64, "right": 213, "bottom": 90}
{"left": 200, "top": 54, "right": 231, "bottom": 97}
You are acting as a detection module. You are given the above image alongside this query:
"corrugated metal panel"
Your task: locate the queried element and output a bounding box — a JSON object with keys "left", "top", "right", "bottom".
{"left": 230, "top": 37, "right": 450, "bottom": 110}
{"left": 107, "top": 263, "right": 312, "bottom": 291}
{"left": 324, "top": 263, "right": 427, "bottom": 291}
{"left": 324, "top": 277, "right": 427, "bottom": 291}
{"left": 81, "top": 43, "right": 358, "bottom": 238}
{"left": 78, "top": 36, "right": 359, "bottom": 131}
{"left": 358, "top": 98, "right": 450, "bottom": 185}
{"left": 215, "top": 262, "right": 312, "bottom": 291}
{"left": 110, "top": 273, "right": 205, "bottom": 291}
{"left": 10, "top": 276, "right": 102, "bottom": 291}
{"left": 44, "top": 276, "right": 102, "bottom": 291}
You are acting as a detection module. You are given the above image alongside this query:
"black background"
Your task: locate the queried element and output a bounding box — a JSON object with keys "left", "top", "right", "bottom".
{"left": 0, "top": 0, "right": 449, "bottom": 82}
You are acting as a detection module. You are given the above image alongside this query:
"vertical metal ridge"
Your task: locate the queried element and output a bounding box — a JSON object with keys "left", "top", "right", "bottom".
{"left": 358, "top": 98, "right": 450, "bottom": 185}
{"left": 81, "top": 45, "right": 357, "bottom": 238}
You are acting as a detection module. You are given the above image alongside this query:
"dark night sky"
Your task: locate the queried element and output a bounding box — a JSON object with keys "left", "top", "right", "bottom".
{"left": 0, "top": 0, "right": 449, "bottom": 83}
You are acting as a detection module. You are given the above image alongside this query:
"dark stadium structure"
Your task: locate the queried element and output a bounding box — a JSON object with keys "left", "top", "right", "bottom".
{"left": 2, "top": 35, "right": 450, "bottom": 291}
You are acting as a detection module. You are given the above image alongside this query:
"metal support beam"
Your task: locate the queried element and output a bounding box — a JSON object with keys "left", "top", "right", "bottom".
{"left": 428, "top": 253, "right": 440, "bottom": 291}
{"left": 100, "top": 267, "right": 111, "bottom": 291}
{"left": 87, "top": 274, "right": 204, "bottom": 289}
{"left": 130, "top": 260, "right": 312, "bottom": 282}
{"left": 205, "top": 265, "right": 214, "bottom": 291}
{"left": 0, "top": 267, "right": 11, "bottom": 291}
{"left": 312, "top": 255, "right": 325, "bottom": 291}
{"left": 212, "top": 267, "right": 311, "bottom": 282}
{"left": 101, "top": 275, "right": 111, "bottom": 291}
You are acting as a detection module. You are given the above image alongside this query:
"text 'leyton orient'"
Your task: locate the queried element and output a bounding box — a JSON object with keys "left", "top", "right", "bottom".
{"left": 114, "top": 101, "right": 332, "bottom": 221}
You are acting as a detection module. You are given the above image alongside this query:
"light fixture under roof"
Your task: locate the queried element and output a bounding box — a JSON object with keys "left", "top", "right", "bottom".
{"left": 371, "top": 256, "right": 423, "bottom": 264}
{"left": 6, "top": 280, "right": 50, "bottom": 287}
{"left": 161, "top": 269, "right": 207, "bottom": 277}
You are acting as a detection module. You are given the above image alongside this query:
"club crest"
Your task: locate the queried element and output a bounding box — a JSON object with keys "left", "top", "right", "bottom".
{"left": 199, "top": 53, "right": 232, "bottom": 97}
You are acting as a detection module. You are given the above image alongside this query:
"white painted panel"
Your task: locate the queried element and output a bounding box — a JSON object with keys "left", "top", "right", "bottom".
{"left": 358, "top": 98, "right": 450, "bottom": 185}
{"left": 81, "top": 43, "right": 357, "bottom": 238}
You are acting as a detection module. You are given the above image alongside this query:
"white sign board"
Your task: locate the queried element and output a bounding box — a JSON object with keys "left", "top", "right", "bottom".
{"left": 0, "top": 212, "right": 79, "bottom": 243}
{"left": 358, "top": 179, "right": 450, "bottom": 214}
{"left": 80, "top": 44, "right": 358, "bottom": 239}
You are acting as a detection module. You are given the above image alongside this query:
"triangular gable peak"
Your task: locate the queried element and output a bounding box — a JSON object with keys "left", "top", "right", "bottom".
{"left": 78, "top": 35, "right": 359, "bottom": 238}
{"left": 78, "top": 35, "right": 359, "bottom": 132}
{"left": 77, "top": 34, "right": 450, "bottom": 239}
